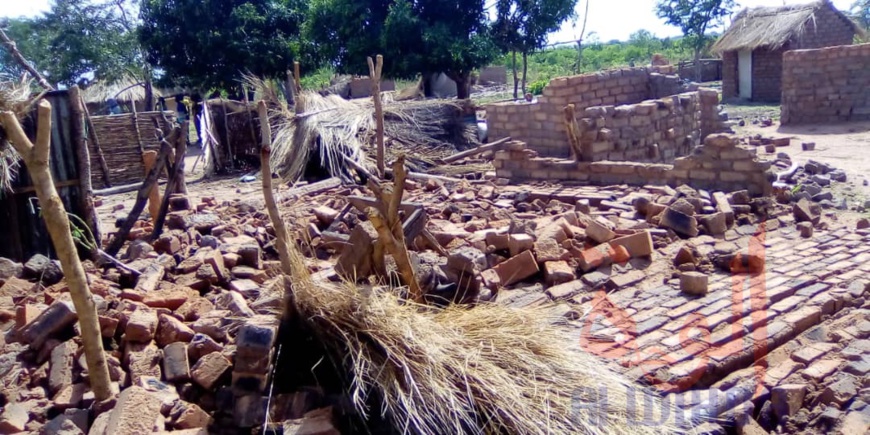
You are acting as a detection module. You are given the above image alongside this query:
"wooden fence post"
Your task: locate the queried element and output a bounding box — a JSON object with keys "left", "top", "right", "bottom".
{"left": 368, "top": 55, "right": 385, "bottom": 178}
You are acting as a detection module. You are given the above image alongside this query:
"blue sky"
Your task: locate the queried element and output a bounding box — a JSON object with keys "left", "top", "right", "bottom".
{"left": 0, "top": 0, "right": 858, "bottom": 43}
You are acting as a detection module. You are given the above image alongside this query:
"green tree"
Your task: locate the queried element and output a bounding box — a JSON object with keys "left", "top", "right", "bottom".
{"left": 852, "top": 0, "right": 870, "bottom": 34}
{"left": 140, "top": 0, "right": 306, "bottom": 90}
{"left": 493, "top": 0, "right": 577, "bottom": 97}
{"left": 1, "top": 1, "right": 146, "bottom": 90}
{"left": 305, "top": 0, "right": 498, "bottom": 99}
{"left": 655, "top": 0, "right": 736, "bottom": 81}
{"left": 0, "top": 18, "right": 51, "bottom": 79}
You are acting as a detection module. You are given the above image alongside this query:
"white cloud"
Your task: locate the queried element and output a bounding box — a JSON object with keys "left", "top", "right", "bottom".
{"left": 0, "top": 0, "right": 51, "bottom": 19}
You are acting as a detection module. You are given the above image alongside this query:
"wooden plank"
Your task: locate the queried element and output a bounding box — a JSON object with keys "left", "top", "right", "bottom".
{"left": 278, "top": 177, "right": 342, "bottom": 201}
{"left": 441, "top": 136, "right": 511, "bottom": 164}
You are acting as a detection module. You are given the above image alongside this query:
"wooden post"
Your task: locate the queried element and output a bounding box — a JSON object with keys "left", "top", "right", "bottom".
{"left": 293, "top": 62, "right": 302, "bottom": 94}
{"left": 106, "top": 141, "right": 170, "bottom": 257}
{"left": 563, "top": 104, "right": 585, "bottom": 162}
{"left": 0, "top": 101, "right": 112, "bottom": 401}
{"left": 173, "top": 120, "right": 189, "bottom": 196}
{"left": 80, "top": 99, "right": 112, "bottom": 187}
{"left": 68, "top": 86, "right": 101, "bottom": 254}
{"left": 284, "top": 69, "right": 296, "bottom": 106}
{"left": 257, "top": 101, "right": 293, "bottom": 275}
{"left": 220, "top": 98, "right": 233, "bottom": 169}
{"left": 367, "top": 55, "right": 385, "bottom": 178}
{"left": 142, "top": 150, "right": 161, "bottom": 221}
{"left": 151, "top": 122, "right": 188, "bottom": 240}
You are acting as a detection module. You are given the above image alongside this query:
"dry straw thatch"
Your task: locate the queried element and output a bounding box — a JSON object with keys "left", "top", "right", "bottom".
{"left": 283, "top": 246, "right": 685, "bottom": 434}
{"left": 80, "top": 75, "right": 160, "bottom": 104}
{"left": 268, "top": 91, "right": 479, "bottom": 181}
{"left": 0, "top": 76, "right": 36, "bottom": 191}
{"left": 711, "top": 0, "right": 864, "bottom": 53}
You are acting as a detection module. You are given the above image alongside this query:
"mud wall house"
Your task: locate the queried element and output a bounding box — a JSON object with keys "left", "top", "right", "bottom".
{"left": 712, "top": 0, "right": 861, "bottom": 103}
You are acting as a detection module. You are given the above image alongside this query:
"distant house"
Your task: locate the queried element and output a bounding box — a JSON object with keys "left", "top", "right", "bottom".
{"left": 81, "top": 76, "right": 160, "bottom": 115}
{"left": 712, "top": 0, "right": 862, "bottom": 102}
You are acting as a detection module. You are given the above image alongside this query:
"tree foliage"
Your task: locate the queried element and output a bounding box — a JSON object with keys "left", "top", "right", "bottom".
{"left": 655, "top": 0, "right": 735, "bottom": 80}
{"left": 140, "top": 0, "right": 306, "bottom": 90}
{"left": 852, "top": 0, "right": 870, "bottom": 33}
{"left": 305, "top": 0, "right": 498, "bottom": 98}
{"left": 0, "top": 0, "right": 144, "bottom": 87}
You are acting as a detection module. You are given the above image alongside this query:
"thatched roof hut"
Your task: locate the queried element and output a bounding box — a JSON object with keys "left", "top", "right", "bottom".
{"left": 713, "top": 0, "right": 863, "bottom": 102}
{"left": 81, "top": 76, "right": 161, "bottom": 115}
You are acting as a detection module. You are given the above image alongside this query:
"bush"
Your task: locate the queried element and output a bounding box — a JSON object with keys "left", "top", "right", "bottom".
{"left": 528, "top": 80, "right": 547, "bottom": 95}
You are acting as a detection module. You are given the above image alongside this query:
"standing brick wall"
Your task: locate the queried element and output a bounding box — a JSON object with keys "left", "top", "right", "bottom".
{"left": 493, "top": 134, "right": 774, "bottom": 196}
{"left": 791, "top": 6, "right": 857, "bottom": 49}
{"left": 576, "top": 92, "right": 700, "bottom": 163}
{"left": 485, "top": 67, "right": 695, "bottom": 158}
{"left": 781, "top": 43, "right": 870, "bottom": 125}
{"left": 721, "top": 51, "right": 738, "bottom": 100}
{"left": 751, "top": 48, "right": 785, "bottom": 103}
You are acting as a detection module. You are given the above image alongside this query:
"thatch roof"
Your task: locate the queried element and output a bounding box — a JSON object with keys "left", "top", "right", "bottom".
{"left": 81, "top": 76, "right": 162, "bottom": 103}
{"left": 711, "top": 0, "right": 863, "bottom": 53}
{"left": 0, "top": 77, "right": 32, "bottom": 191}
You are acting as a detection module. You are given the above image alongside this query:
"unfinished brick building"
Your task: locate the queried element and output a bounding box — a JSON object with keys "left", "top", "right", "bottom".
{"left": 712, "top": 0, "right": 861, "bottom": 103}
{"left": 485, "top": 67, "right": 709, "bottom": 160}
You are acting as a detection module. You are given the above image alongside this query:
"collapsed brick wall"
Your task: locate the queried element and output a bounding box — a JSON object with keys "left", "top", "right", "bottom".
{"left": 494, "top": 134, "right": 774, "bottom": 196}
{"left": 576, "top": 92, "right": 700, "bottom": 163}
{"left": 485, "top": 67, "right": 695, "bottom": 158}
{"left": 781, "top": 43, "right": 870, "bottom": 125}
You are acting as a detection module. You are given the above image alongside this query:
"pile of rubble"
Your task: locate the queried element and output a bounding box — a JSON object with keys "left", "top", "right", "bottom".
{"left": 0, "top": 195, "right": 338, "bottom": 434}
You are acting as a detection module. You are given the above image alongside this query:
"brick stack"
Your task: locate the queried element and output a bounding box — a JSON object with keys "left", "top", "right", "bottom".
{"left": 493, "top": 134, "right": 775, "bottom": 196}
{"left": 485, "top": 67, "right": 695, "bottom": 158}
{"left": 781, "top": 43, "right": 870, "bottom": 125}
{"left": 577, "top": 92, "right": 700, "bottom": 162}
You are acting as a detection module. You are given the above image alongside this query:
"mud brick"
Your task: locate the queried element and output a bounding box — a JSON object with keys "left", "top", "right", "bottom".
{"left": 156, "top": 313, "right": 195, "bottom": 347}
{"left": 636, "top": 315, "right": 669, "bottom": 335}
{"left": 771, "top": 384, "right": 806, "bottom": 420}
{"left": 493, "top": 250, "right": 539, "bottom": 286}
{"left": 204, "top": 249, "right": 230, "bottom": 283}
{"left": 485, "top": 232, "right": 510, "bottom": 251}
{"left": 175, "top": 297, "right": 215, "bottom": 322}
{"left": 227, "top": 280, "right": 260, "bottom": 300}
{"left": 125, "top": 341, "right": 162, "bottom": 385}
{"left": 796, "top": 282, "right": 830, "bottom": 298}
{"left": 99, "top": 315, "right": 119, "bottom": 337}
{"left": 163, "top": 342, "right": 191, "bottom": 382}
{"left": 236, "top": 316, "right": 278, "bottom": 359}
{"left": 215, "top": 291, "right": 255, "bottom": 317}
{"left": 104, "top": 386, "right": 163, "bottom": 434}
{"left": 543, "top": 261, "right": 574, "bottom": 285}
{"left": 766, "top": 284, "right": 797, "bottom": 304}
{"left": 0, "top": 403, "right": 29, "bottom": 433}
{"left": 234, "top": 394, "right": 267, "bottom": 428}
{"left": 49, "top": 340, "right": 76, "bottom": 396}
{"left": 546, "top": 280, "right": 588, "bottom": 300}
{"left": 172, "top": 401, "right": 211, "bottom": 429}
{"left": 142, "top": 286, "right": 190, "bottom": 310}
{"left": 763, "top": 359, "right": 804, "bottom": 388}
{"left": 125, "top": 308, "right": 158, "bottom": 342}
{"left": 237, "top": 244, "right": 262, "bottom": 269}
{"left": 791, "top": 342, "right": 837, "bottom": 365}
{"left": 802, "top": 359, "right": 841, "bottom": 382}
{"left": 606, "top": 269, "right": 645, "bottom": 290}
{"left": 21, "top": 300, "right": 77, "bottom": 348}
{"left": 698, "top": 298, "right": 733, "bottom": 317}
{"left": 187, "top": 333, "right": 224, "bottom": 363}
{"left": 585, "top": 219, "right": 616, "bottom": 244}
{"left": 508, "top": 234, "right": 535, "bottom": 257}
{"left": 680, "top": 272, "right": 708, "bottom": 295}
{"left": 134, "top": 262, "right": 166, "bottom": 293}
{"left": 783, "top": 306, "right": 821, "bottom": 332}
{"left": 191, "top": 352, "right": 232, "bottom": 390}
{"left": 657, "top": 359, "right": 708, "bottom": 392}
{"left": 808, "top": 293, "right": 837, "bottom": 315}
{"left": 769, "top": 295, "right": 805, "bottom": 313}
{"left": 668, "top": 300, "right": 703, "bottom": 319}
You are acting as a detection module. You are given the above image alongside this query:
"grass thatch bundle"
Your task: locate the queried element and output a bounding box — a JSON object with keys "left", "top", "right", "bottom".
{"left": 269, "top": 91, "right": 479, "bottom": 182}
{"left": 284, "top": 248, "right": 683, "bottom": 434}
{"left": 0, "top": 76, "right": 34, "bottom": 191}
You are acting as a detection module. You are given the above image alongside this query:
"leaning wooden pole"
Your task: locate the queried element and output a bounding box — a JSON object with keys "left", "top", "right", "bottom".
{"left": 0, "top": 27, "right": 54, "bottom": 91}
{"left": 0, "top": 100, "right": 112, "bottom": 401}
{"left": 257, "top": 101, "right": 293, "bottom": 275}
{"left": 367, "top": 55, "right": 385, "bottom": 177}
{"left": 68, "top": 86, "right": 101, "bottom": 255}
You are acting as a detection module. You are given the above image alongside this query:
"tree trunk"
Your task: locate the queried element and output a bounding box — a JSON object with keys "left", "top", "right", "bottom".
{"left": 521, "top": 51, "right": 529, "bottom": 95}
{"left": 512, "top": 51, "right": 519, "bottom": 99}
{"left": 448, "top": 72, "right": 471, "bottom": 100}
{"left": 257, "top": 101, "right": 293, "bottom": 275}
{"left": 144, "top": 76, "right": 154, "bottom": 112}
{"left": 694, "top": 47, "right": 702, "bottom": 82}
{"left": 0, "top": 101, "right": 112, "bottom": 401}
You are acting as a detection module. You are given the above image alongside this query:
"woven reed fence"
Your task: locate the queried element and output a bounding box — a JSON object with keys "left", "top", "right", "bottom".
{"left": 89, "top": 111, "right": 176, "bottom": 188}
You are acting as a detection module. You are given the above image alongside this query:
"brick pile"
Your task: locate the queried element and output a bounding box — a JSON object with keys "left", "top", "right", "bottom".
{"left": 485, "top": 67, "right": 700, "bottom": 158}
{"left": 781, "top": 43, "right": 870, "bottom": 125}
{"left": 493, "top": 134, "right": 775, "bottom": 196}
{"left": 0, "top": 194, "right": 332, "bottom": 434}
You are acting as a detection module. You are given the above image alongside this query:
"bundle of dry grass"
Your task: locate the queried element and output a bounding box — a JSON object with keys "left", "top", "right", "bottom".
{"left": 269, "top": 91, "right": 479, "bottom": 181}
{"left": 0, "top": 76, "right": 35, "bottom": 191}
{"left": 284, "top": 249, "right": 684, "bottom": 434}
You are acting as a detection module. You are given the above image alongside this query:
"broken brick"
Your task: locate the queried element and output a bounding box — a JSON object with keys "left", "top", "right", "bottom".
{"left": 191, "top": 352, "right": 232, "bottom": 390}
{"left": 493, "top": 250, "right": 539, "bottom": 286}
{"left": 543, "top": 261, "right": 574, "bottom": 286}
{"left": 608, "top": 231, "right": 654, "bottom": 258}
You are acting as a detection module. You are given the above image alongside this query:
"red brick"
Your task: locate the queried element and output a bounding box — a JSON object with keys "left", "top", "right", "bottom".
{"left": 493, "top": 250, "right": 539, "bottom": 286}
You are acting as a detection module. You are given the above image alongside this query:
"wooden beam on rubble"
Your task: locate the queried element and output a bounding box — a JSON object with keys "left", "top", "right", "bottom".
{"left": 440, "top": 136, "right": 512, "bottom": 164}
